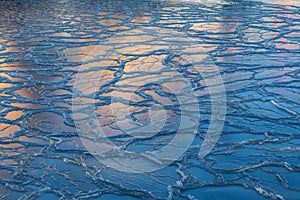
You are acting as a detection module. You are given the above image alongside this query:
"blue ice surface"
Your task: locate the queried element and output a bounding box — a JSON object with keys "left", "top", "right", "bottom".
{"left": 0, "top": 0, "right": 299, "bottom": 199}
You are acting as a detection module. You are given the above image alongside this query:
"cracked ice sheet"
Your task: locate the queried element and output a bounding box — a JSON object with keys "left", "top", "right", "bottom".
{"left": 0, "top": 0, "right": 300, "bottom": 199}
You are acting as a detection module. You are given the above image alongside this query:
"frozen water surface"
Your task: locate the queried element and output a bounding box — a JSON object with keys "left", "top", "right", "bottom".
{"left": 0, "top": 0, "right": 300, "bottom": 199}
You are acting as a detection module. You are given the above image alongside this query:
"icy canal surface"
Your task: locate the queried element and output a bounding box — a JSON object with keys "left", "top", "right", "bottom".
{"left": 0, "top": 0, "right": 300, "bottom": 199}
